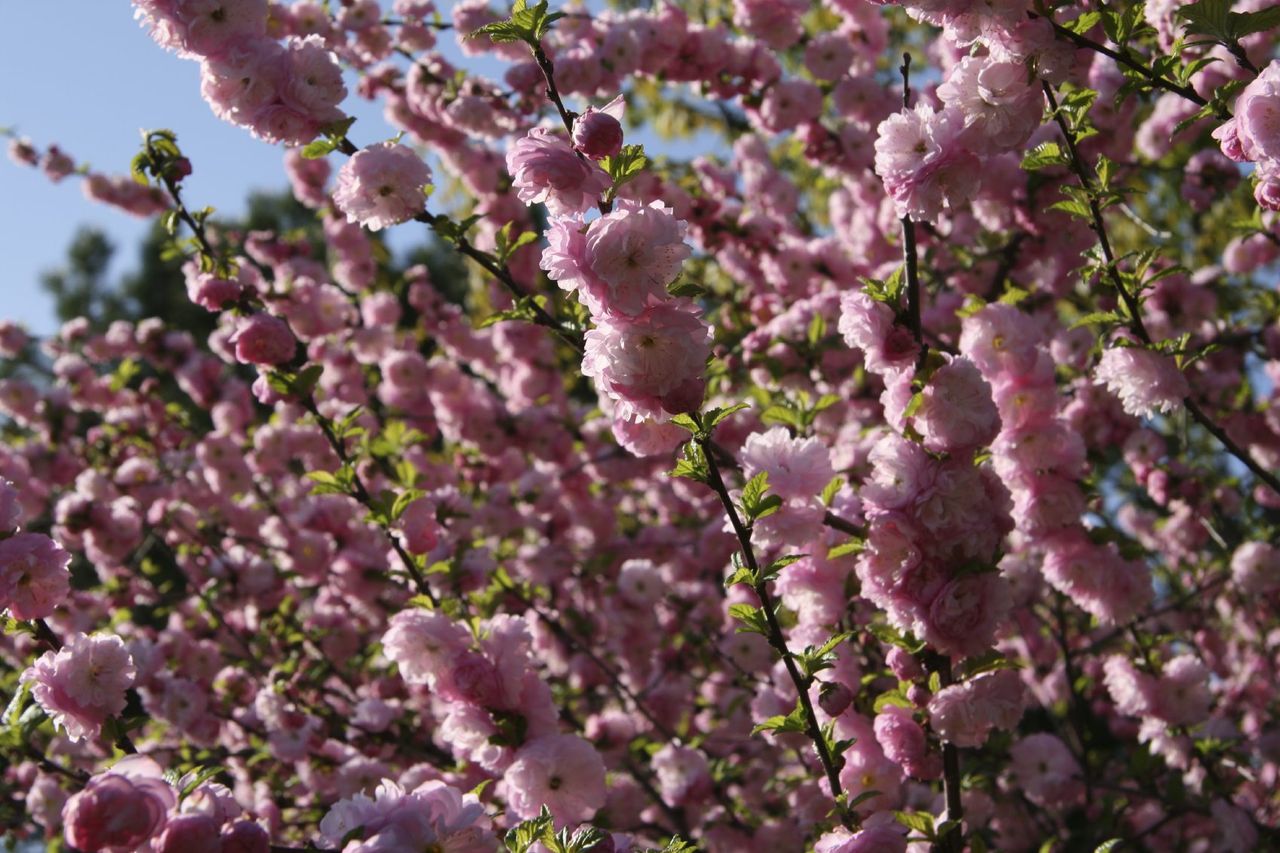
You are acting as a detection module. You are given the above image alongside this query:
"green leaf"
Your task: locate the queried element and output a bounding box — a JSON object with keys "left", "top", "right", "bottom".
{"left": 1070, "top": 310, "right": 1121, "bottom": 330}
{"left": 301, "top": 137, "right": 338, "bottom": 159}
{"left": 667, "top": 279, "right": 708, "bottom": 299}
{"left": 705, "top": 403, "right": 748, "bottom": 429}
{"left": 1094, "top": 841, "right": 1124, "bottom": 853}
{"left": 670, "top": 440, "right": 708, "bottom": 483}
{"left": 669, "top": 413, "right": 699, "bottom": 433}
{"left": 873, "top": 689, "right": 914, "bottom": 712}
{"left": 739, "top": 471, "right": 771, "bottom": 520}
{"left": 895, "top": 810, "right": 936, "bottom": 837}
{"left": 1021, "top": 141, "right": 1067, "bottom": 171}
{"left": 1178, "top": 0, "right": 1280, "bottom": 43}
{"left": 504, "top": 805, "right": 555, "bottom": 853}
{"left": 820, "top": 476, "right": 844, "bottom": 507}
{"left": 1049, "top": 198, "right": 1093, "bottom": 219}
{"left": 751, "top": 701, "right": 808, "bottom": 735}
{"left": 826, "top": 539, "right": 863, "bottom": 560}
{"left": 728, "top": 602, "right": 770, "bottom": 636}
{"left": 602, "top": 144, "right": 649, "bottom": 199}
{"left": 760, "top": 404, "right": 805, "bottom": 431}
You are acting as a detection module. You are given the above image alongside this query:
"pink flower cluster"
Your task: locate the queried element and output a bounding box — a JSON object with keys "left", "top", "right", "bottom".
{"left": 511, "top": 103, "right": 712, "bottom": 429}
{"left": 960, "top": 304, "right": 1154, "bottom": 624}
{"left": 318, "top": 779, "right": 495, "bottom": 852}
{"left": 1216, "top": 61, "right": 1280, "bottom": 210}
{"left": 62, "top": 755, "right": 270, "bottom": 852}
{"left": 927, "top": 668, "right": 1026, "bottom": 748}
{"left": 856, "top": 434, "right": 1013, "bottom": 659}
{"left": 381, "top": 611, "right": 606, "bottom": 826}
{"left": 134, "top": 1, "right": 347, "bottom": 145}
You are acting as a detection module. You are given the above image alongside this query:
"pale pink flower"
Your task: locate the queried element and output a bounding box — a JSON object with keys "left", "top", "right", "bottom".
{"left": 1094, "top": 346, "right": 1189, "bottom": 418}
{"left": 381, "top": 609, "right": 472, "bottom": 688}
{"left": 581, "top": 304, "right": 712, "bottom": 422}
{"left": 741, "top": 427, "right": 835, "bottom": 500}
{"left": 582, "top": 200, "right": 692, "bottom": 317}
{"left": 1233, "top": 61, "right": 1280, "bottom": 163}
{"left": 0, "top": 532, "right": 70, "bottom": 620}
{"left": 23, "top": 632, "right": 137, "bottom": 742}
{"left": 1152, "top": 654, "right": 1212, "bottom": 726}
{"left": 334, "top": 142, "right": 432, "bottom": 231}
{"left": 1005, "top": 734, "right": 1083, "bottom": 808}
{"left": 1103, "top": 655, "right": 1157, "bottom": 718}
{"left": 928, "top": 669, "right": 1025, "bottom": 748}
{"left": 505, "top": 127, "right": 611, "bottom": 216}
{"left": 874, "top": 705, "right": 939, "bottom": 779}
{"left": 913, "top": 357, "right": 1001, "bottom": 454}
{"left": 503, "top": 734, "right": 607, "bottom": 825}
{"left": 319, "top": 779, "right": 496, "bottom": 852}
{"left": 134, "top": 0, "right": 269, "bottom": 59}
{"left": 838, "top": 292, "right": 918, "bottom": 377}
{"left": 874, "top": 104, "right": 980, "bottom": 222}
{"left": 230, "top": 313, "right": 297, "bottom": 365}
{"left": 1230, "top": 541, "right": 1280, "bottom": 594}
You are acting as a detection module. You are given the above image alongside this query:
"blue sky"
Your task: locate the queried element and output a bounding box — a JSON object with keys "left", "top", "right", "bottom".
{"left": 0, "top": 4, "right": 407, "bottom": 335}
{"left": 1, "top": 2, "right": 717, "bottom": 337}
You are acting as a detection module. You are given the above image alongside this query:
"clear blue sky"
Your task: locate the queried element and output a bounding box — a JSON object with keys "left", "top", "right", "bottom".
{"left": 1, "top": 2, "right": 715, "bottom": 336}
{"left": 0, "top": 3, "right": 408, "bottom": 335}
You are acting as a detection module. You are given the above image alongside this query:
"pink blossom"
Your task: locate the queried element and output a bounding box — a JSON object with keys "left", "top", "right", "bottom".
{"left": 1094, "top": 346, "right": 1189, "bottom": 418}
{"left": 581, "top": 200, "right": 692, "bottom": 316}
{"left": 503, "top": 734, "right": 606, "bottom": 825}
{"left": 23, "top": 632, "right": 137, "bottom": 742}
{"left": 506, "top": 127, "right": 611, "bottom": 216}
{"left": 741, "top": 427, "right": 835, "bottom": 500}
{"left": 937, "top": 57, "right": 1043, "bottom": 153}
{"left": 928, "top": 669, "right": 1026, "bottom": 748}
{"left": 913, "top": 357, "right": 1001, "bottom": 454}
{"left": 230, "top": 313, "right": 297, "bottom": 365}
{"left": 1005, "top": 734, "right": 1083, "bottom": 808}
{"left": 874, "top": 705, "right": 939, "bottom": 779}
{"left": 1103, "top": 655, "right": 1158, "bottom": 718}
{"left": 381, "top": 609, "right": 472, "bottom": 688}
{"left": 0, "top": 532, "right": 71, "bottom": 621}
{"left": 318, "top": 779, "right": 496, "bottom": 852}
{"left": 874, "top": 105, "right": 980, "bottom": 222}
{"left": 1152, "top": 654, "right": 1212, "bottom": 726}
{"left": 134, "top": 0, "right": 269, "bottom": 59}
{"left": 154, "top": 813, "right": 222, "bottom": 853}
{"left": 581, "top": 304, "right": 711, "bottom": 422}
{"left": 334, "top": 142, "right": 433, "bottom": 231}
{"left": 399, "top": 497, "right": 440, "bottom": 555}
{"left": 838, "top": 292, "right": 918, "bottom": 377}
{"left": 573, "top": 95, "right": 625, "bottom": 160}
{"left": 62, "top": 756, "right": 175, "bottom": 852}
{"left": 1230, "top": 541, "right": 1280, "bottom": 594}
{"left": 1233, "top": 61, "right": 1280, "bottom": 163}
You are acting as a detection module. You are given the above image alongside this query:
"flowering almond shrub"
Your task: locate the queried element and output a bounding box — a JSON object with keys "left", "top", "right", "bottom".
{"left": 4, "top": 0, "right": 1280, "bottom": 851}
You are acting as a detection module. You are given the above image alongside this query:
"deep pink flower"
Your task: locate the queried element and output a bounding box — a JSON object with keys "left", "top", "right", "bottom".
{"left": 62, "top": 756, "right": 175, "bottom": 852}
{"left": 572, "top": 95, "right": 625, "bottom": 160}
{"left": 230, "top": 313, "right": 296, "bottom": 365}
